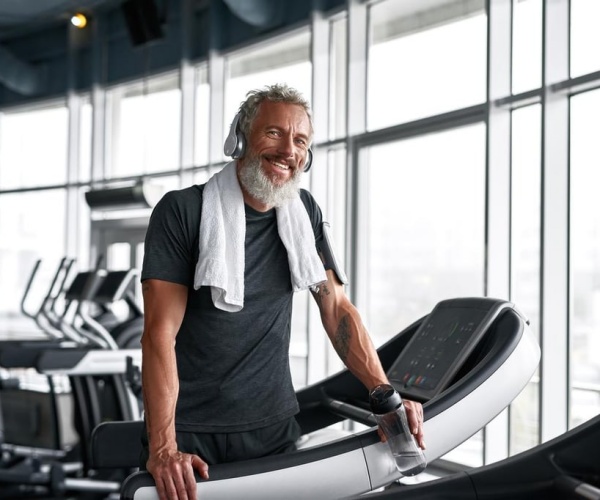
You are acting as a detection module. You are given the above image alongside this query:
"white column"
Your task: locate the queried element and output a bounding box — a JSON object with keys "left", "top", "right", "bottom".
{"left": 540, "top": 0, "right": 570, "bottom": 442}
{"left": 484, "top": 0, "right": 513, "bottom": 465}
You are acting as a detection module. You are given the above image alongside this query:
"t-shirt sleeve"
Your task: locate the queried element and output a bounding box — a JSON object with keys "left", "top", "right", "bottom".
{"left": 141, "top": 187, "right": 202, "bottom": 286}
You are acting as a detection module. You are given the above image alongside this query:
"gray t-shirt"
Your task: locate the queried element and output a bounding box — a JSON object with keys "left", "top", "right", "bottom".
{"left": 141, "top": 184, "right": 325, "bottom": 432}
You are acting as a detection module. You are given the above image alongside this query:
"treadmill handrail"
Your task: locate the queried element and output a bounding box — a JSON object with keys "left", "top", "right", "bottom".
{"left": 120, "top": 428, "right": 380, "bottom": 499}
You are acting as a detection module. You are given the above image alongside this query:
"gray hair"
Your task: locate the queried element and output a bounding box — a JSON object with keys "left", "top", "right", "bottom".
{"left": 237, "top": 83, "right": 314, "bottom": 141}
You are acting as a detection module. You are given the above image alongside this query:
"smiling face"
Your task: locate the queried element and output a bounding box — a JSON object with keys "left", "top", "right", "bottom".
{"left": 237, "top": 100, "right": 312, "bottom": 211}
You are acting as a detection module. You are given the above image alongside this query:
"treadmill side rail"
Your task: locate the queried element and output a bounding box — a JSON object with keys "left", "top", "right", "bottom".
{"left": 123, "top": 448, "right": 374, "bottom": 500}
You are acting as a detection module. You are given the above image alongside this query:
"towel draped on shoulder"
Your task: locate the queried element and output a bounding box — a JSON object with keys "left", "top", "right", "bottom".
{"left": 194, "top": 162, "right": 327, "bottom": 312}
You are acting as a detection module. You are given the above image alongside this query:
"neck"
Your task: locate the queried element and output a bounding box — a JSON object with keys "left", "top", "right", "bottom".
{"left": 241, "top": 189, "right": 274, "bottom": 212}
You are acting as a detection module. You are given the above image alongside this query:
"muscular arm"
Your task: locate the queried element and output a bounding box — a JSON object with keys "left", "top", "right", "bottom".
{"left": 311, "top": 269, "right": 425, "bottom": 449}
{"left": 311, "top": 270, "right": 387, "bottom": 390}
{"left": 141, "top": 279, "right": 208, "bottom": 500}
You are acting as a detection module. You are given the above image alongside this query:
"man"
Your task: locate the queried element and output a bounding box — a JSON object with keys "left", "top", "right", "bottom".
{"left": 140, "top": 83, "right": 425, "bottom": 500}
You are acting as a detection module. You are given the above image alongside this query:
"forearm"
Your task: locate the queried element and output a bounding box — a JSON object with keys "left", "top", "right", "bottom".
{"left": 334, "top": 307, "right": 387, "bottom": 390}
{"left": 140, "top": 279, "right": 188, "bottom": 457}
{"left": 317, "top": 285, "right": 388, "bottom": 390}
{"left": 141, "top": 331, "right": 179, "bottom": 455}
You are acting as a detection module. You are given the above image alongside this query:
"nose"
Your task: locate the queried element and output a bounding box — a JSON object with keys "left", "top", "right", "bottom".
{"left": 276, "top": 133, "right": 295, "bottom": 159}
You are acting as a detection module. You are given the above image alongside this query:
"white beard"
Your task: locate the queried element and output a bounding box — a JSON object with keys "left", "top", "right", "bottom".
{"left": 238, "top": 155, "right": 303, "bottom": 207}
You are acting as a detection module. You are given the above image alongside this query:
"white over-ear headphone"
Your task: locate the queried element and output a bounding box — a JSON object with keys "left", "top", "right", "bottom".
{"left": 223, "top": 113, "right": 313, "bottom": 172}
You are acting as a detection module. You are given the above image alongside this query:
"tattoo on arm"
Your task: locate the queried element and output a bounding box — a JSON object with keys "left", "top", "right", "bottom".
{"left": 313, "top": 283, "right": 352, "bottom": 361}
{"left": 313, "top": 283, "right": 331, "bottom": 307}
{"left": 333, "top": 315, "right": 351, "bottom": 361}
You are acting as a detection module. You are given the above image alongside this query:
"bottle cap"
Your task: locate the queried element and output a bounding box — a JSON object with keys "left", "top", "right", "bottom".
{"left": 369, "top": 383, "right": 403, "bottom": 414}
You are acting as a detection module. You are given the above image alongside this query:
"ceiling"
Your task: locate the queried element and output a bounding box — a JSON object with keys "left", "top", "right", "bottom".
{"left": 0, "top": 0, "right": 289, "bottom": 98}
{"left": 0, "top": 0, "right": 283, "bottom": 43}
{"left": 0, "top": 0, "right": 121, "bottom": 41}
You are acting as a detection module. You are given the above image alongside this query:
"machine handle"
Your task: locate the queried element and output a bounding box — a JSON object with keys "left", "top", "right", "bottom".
{"left": 321, "top": 395, "right": 377, "bottom": 427}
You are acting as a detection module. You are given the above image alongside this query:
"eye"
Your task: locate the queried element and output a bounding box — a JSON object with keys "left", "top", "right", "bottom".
{"left": 295, "top": 138, "right": 307, "bottom": 147}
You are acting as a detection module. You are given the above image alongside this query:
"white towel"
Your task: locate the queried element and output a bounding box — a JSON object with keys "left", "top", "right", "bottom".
{"left": 194, "top": 162, "right": 327, "bottom": 312}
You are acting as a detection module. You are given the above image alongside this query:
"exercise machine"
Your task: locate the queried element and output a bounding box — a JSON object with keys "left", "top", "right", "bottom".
{"left": 0, "top": 265, "right": 143, "bottom": 498}
{"left": 108, "top": 297, "right": 539, "bottom": 499}
{"left": 356, "top": 412, "right": 600, "bottom": 500}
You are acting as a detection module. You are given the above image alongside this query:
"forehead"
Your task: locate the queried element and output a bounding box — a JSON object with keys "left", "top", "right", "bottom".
{"left": 253, "top": 101, "right": 311, "bottom": 134}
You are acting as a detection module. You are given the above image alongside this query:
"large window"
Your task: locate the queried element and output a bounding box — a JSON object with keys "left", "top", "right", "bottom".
{"left": 367, "top": 0, "right": 486, "bottom": 130}
{"left": 0, "top": 105, "right": 68, "bottom": 189}
{"left": 360, "top": 124, "right": 486, "bottom": 346}
{"left": 0, "top": 105, "right": 70, "bottom": 331}
{"left": 106, "top": 73, "right": 181, "bottom": 179}
{"left": 0, "top": 190, "right": 67, "bottom": 323}
{"left": 571, "top": 0, "right": 600, "bottom": 78}
{"left": 512, "top": 0, "right": 542, "bottom": 94}
{"left": 570, "top": 89, "right": 600, "bottom": 427}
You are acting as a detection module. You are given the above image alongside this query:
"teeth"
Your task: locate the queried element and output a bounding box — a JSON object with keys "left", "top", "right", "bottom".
{"left": 272, "top": 161, "right": 289, "bottom": 170}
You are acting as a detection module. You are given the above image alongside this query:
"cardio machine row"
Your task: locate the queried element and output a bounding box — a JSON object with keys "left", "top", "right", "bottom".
{"left": 0, "top": 258, "right": 145, "bottom": 498}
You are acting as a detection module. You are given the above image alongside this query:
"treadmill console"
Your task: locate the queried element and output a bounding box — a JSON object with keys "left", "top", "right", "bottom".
{"left": 387, "top": 298, "right": 518, "bottom": 402}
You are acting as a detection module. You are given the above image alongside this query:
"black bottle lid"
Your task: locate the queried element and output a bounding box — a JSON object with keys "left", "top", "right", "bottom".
{"left": 369, "top": 383, "right": 403, "bottom": 414}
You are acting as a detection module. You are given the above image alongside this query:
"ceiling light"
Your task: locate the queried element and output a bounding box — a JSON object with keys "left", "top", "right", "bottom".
{"left": 71, "top": 13, "right": 88, "bottom": 28}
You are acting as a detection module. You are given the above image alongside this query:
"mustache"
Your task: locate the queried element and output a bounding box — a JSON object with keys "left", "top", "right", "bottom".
{"left": 265, "top": 155, "right": 298, "bottom": 169}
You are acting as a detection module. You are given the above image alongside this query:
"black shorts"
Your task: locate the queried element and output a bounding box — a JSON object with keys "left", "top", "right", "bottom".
{"left": 139, "top": 417, "right": 301, "bottom": 468}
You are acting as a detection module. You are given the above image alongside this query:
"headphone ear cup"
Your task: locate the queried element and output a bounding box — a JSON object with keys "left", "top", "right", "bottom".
{"left": 223, "top": 113, "right": 246, "bottom": 159}
{"left": 304, "top": 149, "right": 313, "bottom": 172}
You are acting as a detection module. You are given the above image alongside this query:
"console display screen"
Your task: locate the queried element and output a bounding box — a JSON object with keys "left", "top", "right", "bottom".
{"left": 388, "top": 299, "right": 507, "bottom": 401}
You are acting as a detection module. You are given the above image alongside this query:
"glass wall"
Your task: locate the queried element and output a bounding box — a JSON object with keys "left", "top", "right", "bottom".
{"left": 360, "top": 125, "right": 486, "bottom": 345}
{"left": 571, "top": 0, "right": 600, "bottom": 78}
{"left": 105, "top": 73, "right": 181, "bottom": 178}
{"left": 512, "top": 0, "right": 542, "bottom": 94}
{"left": 367, "top": 0, "right": 486, "bottom": 130}
{"left": 0, "top": 105, "right": 69, "bottom": 333}
{"left": 0, "top": 105, "right": 68, "bottom": 189}
{"left": 0, "top": 190, "right": 67, "bottom": 327}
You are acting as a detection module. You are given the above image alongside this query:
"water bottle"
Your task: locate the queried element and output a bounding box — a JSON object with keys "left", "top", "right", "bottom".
{"left": 369, "top": 383, "right": 427, "bottom": 476}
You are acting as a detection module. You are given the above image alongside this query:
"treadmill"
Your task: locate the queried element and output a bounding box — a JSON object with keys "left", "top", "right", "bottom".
{"left": 356, "top": 413, "right": 600, "bottom": 500}
{"left": 117, "top": 297, "right": 540, "bottom": 500}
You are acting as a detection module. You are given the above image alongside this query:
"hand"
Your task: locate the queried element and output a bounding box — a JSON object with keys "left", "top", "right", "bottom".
{"left": 403, "top": 399, "right": 426, "bottom": 450}
{"left": 147, "top": 449, "right": 209, "bottom": 500}
{"left": 376, "top": 399, "right": 426, "bottom": 451}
